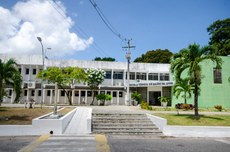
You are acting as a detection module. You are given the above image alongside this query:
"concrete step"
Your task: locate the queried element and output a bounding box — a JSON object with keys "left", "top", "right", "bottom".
{"left": 93, "top": 129, "right": 162, "bottom": 134}
{"left": 93, "top": 126, "right": 158, "bottom": 129}
{"left": 93, "top": 123, "right": 154, "bottom": 126}
{"left": 93, "top": 117, "right": 148, "bottom": 120}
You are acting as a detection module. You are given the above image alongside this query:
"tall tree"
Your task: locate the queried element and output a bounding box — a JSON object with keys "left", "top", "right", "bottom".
{"left": 134, "top": 49, "right": 173, "bottom": 63}
{"left": 173, "top": 78, "right": 192, "bottom": 104}
{"left": 86, "top": 68, "right": 105, "bottom": 105}
{"left": 207, "top": 18, "right": 230, "bottom": 56}
{"left": 0, "top": 59, "right": 22, "bottom": 105}
{"left": 37, "top": 67, "right": 87, "bottom": 105}
{"left": 94, "top": 57, "right": 116, "bottom": 62}
{"left": 171, "top": 43, "right": 222, "bottom": 118}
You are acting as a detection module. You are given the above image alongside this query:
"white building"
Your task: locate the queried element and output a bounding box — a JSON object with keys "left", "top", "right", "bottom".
{"left": 0, "top": 54, "right": 173, "bottom": 105}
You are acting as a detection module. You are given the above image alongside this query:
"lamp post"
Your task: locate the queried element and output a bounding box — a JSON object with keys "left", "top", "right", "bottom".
{"left": 37, "top": 37, "right": 44, "bottom": 109}
{"left": 126, "top": 50, "right": 131, "bottom": 105}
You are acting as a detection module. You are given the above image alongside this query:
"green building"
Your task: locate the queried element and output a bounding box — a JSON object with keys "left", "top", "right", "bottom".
{"left": 171, "top": 56, "right": 230, "bottom": 108}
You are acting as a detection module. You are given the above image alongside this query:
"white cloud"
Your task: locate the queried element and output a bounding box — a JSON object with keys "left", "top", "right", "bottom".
{"left": 0, "top": 0, "right": 93, "bottom": 56}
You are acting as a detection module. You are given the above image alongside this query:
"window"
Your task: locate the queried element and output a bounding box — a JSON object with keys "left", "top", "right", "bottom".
{"left": 126, "top": 72, "right": 135, "bottom": 80}
{"left": 47, "top": 90, "right": 51, "bottom": 96}
{"left": 38, "top": 90, "right": 41, "bottom": 96}
{"left": 107, "top": 91, "right": 111, "bottom": 95}
{"left": 81, "top": 91, "right": 85, "bottom": 97}
{"left": 31, "top": 90, "right": 35, "bottom": 96}
{"left": 18, "top": 68, "right": 21, "bottom": 73}
{"left": 113, "top": 92, "right": 117, "bottom": 97}
{"left": 75, "top": 91, "right": 79, "bottom": 96}
{"left": 24, "top": 90, "right": 27, "bottom": 96}
{"left": 148, "top": 73, "right": 158, "bottom": 80}
{"left": 136, "top": 73, "right": 146, "bottom": 80}
{"left": 87, "top": 91, "right": 92, "bottom": 97}
{"left": 213, "top": 68, "right": 222, "bottom": 83}
{"left": 33, "top": 69, "right": 36, "bottom": 75}
{"left": 9, "top": 90, "right": 12, "bottom": 96}
{"left": 61, "top": 90, "right": 65, "bottom": 96}
{"left": 25, "top": 68, "right": 29, "bottom": 75}
{"left": 119, "top": 92, "right": 123, "bottom": 97}
{"left": 160, "top": 73, "right": 169, "bottom": 81}
{"left": 113, "top": 71, "right": 123, "bottom": 79}
{"left": 105, "top": 71, "right": 112, "bottom": 79}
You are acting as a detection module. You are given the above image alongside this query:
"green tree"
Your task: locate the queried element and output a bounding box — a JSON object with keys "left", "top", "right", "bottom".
{"left": 96, "top": 93, "right": 112, "bottom": 106}
{"left": 86, "top": 69, "right": 105, "bottom": 105}
{"left": 173, "top": 78, "right": 192, "bottom": 104}
{"left": 0, "top": 59, "right": 22, "bottom": 105}
{"left": 94, "top": 57, "right": 116, "bottom": 62}
{"left": 37, "top": 67, "right": 87, "bottom": 105}
{"left": 207, "top": 18, "right": 230, "bottom": 56}
{"left": 134, "top": 49, "right": 173, "bottom": 63}
{"left": 171, "top": 43, "right": 222, "bottom": 118}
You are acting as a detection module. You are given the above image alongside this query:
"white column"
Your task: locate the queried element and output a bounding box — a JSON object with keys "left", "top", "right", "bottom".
{"left": 117, "top": 91, "right": 119, "bottom": 105}
{"left": 50, "top": 89, "right": 53, "bottom": 104}
{"left": 147, "top": 87, "right": 149, "bottom": 104}
{"left": 72, "top": 89, "right": 75, "bottom": 105}
{"left": 10, "top": 90, "right": 15, "bottom": 103}
{"left": 29, "top": 65, "right": 32, "bottom": 81}
{"left": 21, "top": 65, "right": 25, "bottom": 81}
{"left": 43, "top": 89, "right": 45, "bottom": 104}
{"left": 34, "top": 89, "right": 38, "bottom": 103}
{"left": 78, "top": 90, "right": 81, "bottom": 104}
{"left": 111, "top": 69, "right": 114, "bottom": 86}
{"left": 26, "top": 89, "right": 30, "bottom": 101}
{"left": 85, "top": 90, "right": 88, "bottom": 105}
{"left": 57, "top": 89, "right": 60, "bottom": 104}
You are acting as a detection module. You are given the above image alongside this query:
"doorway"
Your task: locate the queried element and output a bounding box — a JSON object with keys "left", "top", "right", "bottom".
{"left": 149, "top": 91, "right": 161, "bottom": 106}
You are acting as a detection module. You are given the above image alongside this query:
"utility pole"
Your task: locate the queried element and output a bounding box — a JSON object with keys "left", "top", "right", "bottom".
{"left": 123, "top": 39, "right": 135, "bottom": 105}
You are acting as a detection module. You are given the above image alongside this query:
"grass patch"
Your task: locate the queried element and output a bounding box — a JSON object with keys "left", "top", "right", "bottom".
{"left": 154, "top": 113, "right": 230, "bottom": 126}
{"left": 0, "top": 107, "right": 52, "bottom": 125}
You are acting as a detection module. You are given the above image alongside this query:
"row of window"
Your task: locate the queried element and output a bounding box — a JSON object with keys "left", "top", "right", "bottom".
{"left": 106, "top": 71, "right": 170, "bottom": 81}
{"left": 19, "top": 68, "right": 41, "bottom": 75}
{"left": 24, "top": 90, "right": 123, "bottom": 98}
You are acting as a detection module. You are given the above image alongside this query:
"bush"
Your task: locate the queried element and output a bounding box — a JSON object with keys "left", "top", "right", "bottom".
{"left": 175, "top": 103, "right": 193, "bottom": 110}
{"left": 131, "top": 92, "right": 142, "bottom": 104}
{"left": 214, "top": 105, "right": 223, "bottom": 111}
{"left": 141, "top": 101, "right": 152, "bottom": 110}
{"left": 96, "top": 94, "right": 112, "bottom": 106}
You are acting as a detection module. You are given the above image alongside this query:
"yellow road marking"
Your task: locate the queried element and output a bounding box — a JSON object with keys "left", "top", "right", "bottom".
{"left": 95, "top": 134, "right": 110, "bottom": 152}
{"left": 18, "top": 134, "right": 50, "bottom": 152}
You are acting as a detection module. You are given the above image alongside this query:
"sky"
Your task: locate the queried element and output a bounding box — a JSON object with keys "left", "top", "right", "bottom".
{"left": 0, "top": 0, "right": 229, "bottom": 62}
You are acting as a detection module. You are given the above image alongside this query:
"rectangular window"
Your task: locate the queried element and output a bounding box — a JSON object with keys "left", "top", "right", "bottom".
{"left": 33, "top": 69, "right": 36, "bottom": 75}
{"left": 47, "top": 90, "right": 51, "bottom": 96}
{"left": 24, "top": 90, "right": 27, "bottom": 96}
{"left": 61, "top": 90, "right": 65, "bottom": 96}
{"left": 75, "top": 91, "right": 79, "bottom": 97}
{"left": 9, "top": 90, "right": 12, "bottom": 96}
{"left": 31, "top": 90, "right": 35, "bottom": 96}
{"left": 148, "top": 73, "right": 158, "bottom": 80}
{"left": 81, "top": 91, "right": 85, "bottom": 97}
{"left": 213, "top": 68, "right": 222, "bottom": 83}
{"left": 126, "top": 72, "right": 135, "bottom": 80}
{"left": 119, "top": 92, "right": 123, "bottom": 97}
{"left": 38, "top": 90, "right": 41, "bottom": 96}
{"left": 107, "top": 91, "right": 111, "bottom": 95}
{"left": 136, "top": 72, "right": 146, "bottom": 80}
{"left": 105, "top": 71, "right": 112, "bottom": 79}
{"left": 87, "top": 91, "right": 92, "bottom": 97}
{"left": 18, "top": 68, "right": 21, "bottom": 73}
{"left": 113, "top": 92, "right": 117, "bottom": 97}
{"left": 25, "top": 68, "right": 29, "bottom": 75}
{"left": 113, "top": 71, "right": 123, "bottom": 79}
{"left": 160, "top": 73, "right": 169, "bottom": 81}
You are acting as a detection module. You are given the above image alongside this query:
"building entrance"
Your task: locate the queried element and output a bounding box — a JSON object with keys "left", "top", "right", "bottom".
{"left": 149, "top": 91, "right": 161, "bottom": 106}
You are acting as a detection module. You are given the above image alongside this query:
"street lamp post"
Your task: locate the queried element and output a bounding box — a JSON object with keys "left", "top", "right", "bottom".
{"left": 37, "top": 37, "right": 44, "bottom": 109}
{"left": 126, "top": 51, "right": 131, "bottom": 105}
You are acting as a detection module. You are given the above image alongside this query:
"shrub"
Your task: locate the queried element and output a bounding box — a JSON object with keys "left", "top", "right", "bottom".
{"left": 96, "top": 94, "right": 112, "bottom": 106}
{"left": 131, "top": 92, "right": 142, "bottom": 104}
{"left": 214, "top": 105, "right": 223, "bottom": 111}
{"left": 175, "top": 103, "right": 194, "bottom": 110}
{"left": 141, "top": 101, "right": 152, "bottom": 110}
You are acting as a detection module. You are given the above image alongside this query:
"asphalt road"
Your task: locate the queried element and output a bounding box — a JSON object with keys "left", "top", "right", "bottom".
{"left": 1, "top": 135, "right": 230, "bottom": 152}
{"left": 0, "top": 136, "right": 38, "bottom": 152}
{"left": 107, "top": 135, "right": 230, "bottom": 152}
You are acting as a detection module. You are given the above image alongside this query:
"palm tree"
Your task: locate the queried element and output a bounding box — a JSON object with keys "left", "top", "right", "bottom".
{"left": 0, "top": 59, "right": 22, "bottom": 105}
{"left": 173, "top": 78, "right": 192, "bottom": 104}
{"left": 171, "top": 43, "right": 222, "bottom": 118}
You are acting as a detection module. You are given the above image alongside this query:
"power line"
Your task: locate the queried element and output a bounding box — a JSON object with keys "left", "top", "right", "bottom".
{"left": 89, "top": 0, "right": 124, "bottom": 41}
{"left": 48, "top": 0, "right": 110, "bottom": 57}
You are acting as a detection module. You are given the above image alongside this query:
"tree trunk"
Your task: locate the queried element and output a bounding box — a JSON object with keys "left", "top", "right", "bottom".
{"left": 184, "top": 92, "right": 187, "bottom": 104}
{"left": 90, "top": 90, "right": 95, "bottom": 105}
{"left": 0, "top": 80, "right": 3, "bottom": 106}
{"left": 194, "top": 74, "right": 199, "bottom": 119}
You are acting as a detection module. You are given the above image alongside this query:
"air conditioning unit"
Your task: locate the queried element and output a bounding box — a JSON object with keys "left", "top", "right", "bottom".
{"left": 28, "top": 82, "right": 35, "bottom": 89}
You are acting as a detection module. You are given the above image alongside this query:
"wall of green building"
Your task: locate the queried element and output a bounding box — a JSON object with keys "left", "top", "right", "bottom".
{"left": 171, "top": 56, "right": 230, "bottom": 108}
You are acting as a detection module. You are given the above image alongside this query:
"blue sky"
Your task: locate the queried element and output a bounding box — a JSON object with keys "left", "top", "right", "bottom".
{"left": 0, "top": 0, "right": 229, "bottom": 62}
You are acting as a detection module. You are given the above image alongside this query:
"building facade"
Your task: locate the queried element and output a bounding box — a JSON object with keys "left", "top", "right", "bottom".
{"left": 1, "top": 54, "right": 229, "bottom": 108}
{"left": 0, "top": 54, "right": 173, "bottom": 106}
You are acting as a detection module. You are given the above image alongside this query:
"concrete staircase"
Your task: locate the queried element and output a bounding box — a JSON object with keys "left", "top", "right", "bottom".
{"left": 92, "top": 113, "right": 162, "bottom": 135}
